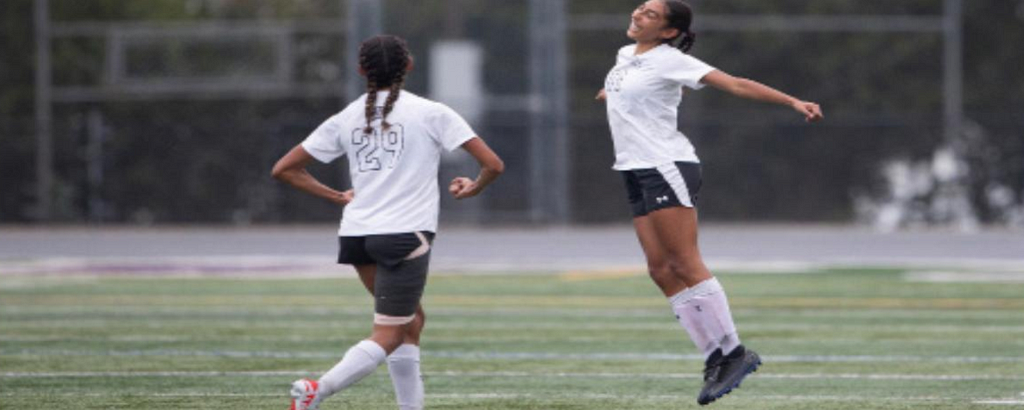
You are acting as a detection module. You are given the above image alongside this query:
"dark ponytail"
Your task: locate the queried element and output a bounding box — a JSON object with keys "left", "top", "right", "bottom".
{"left": 358, "top": 35, "right": 412, "bottom": 133}
{"left": 663, "top": 0, "right": 696, "bottom": 53}
{"left": 677, "top": 29, "right": 696, "bottom": 53}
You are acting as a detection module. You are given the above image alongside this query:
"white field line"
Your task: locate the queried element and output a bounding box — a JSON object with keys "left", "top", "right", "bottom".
{"left": 0, "top": 258, "right": 815, "bottom": 277}
{"left": 4, "top": 253, "right": 1024, "bottom": 276}
{"left": 973, "top": 400, "right": 1024, "bottom": 405}
{"left": 3, "top": 370, "right": 1023, "bottom": 382}
{"left": 2, "top": 348, "right": 1023, "bottom": 364}
{"left": 0, "top": 392, "right": 284, "bottom": 398}
{"left": 429, "top": 393, "right": 963, "bottom": 402}
{"left": 4, "top": 319, "right": 1024, "bottom": 333}
{"left": 0, "top": 371, "right": 309, "bottom": 377}
{"left": 906, "top": 271, "right": 1024, "bottom": 283}
{"left": 0, "top": 391, "right": 971, "bottom": 402}
{"left": 3, "top": 335, "right": 1023, "bottom": 346}
{"left": 972, "top": 392, "right": 1024, "bottom": 405}
{"left": 4, "top": 305, "right": 1023, "bottom": 322}
{"left": 0, "top": 256, "right": 345, "bottom": 278}
{"left": 434, "top": 371, "right": 1024, "bottom": 381}
{"left": 426, "top": 351, "right": 1024, "bottom": 364}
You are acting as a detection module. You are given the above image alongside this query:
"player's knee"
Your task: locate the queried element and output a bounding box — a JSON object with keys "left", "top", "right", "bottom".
{"left": 665, "top": 245, "right": 702, "bottom": 265}
{"left": 372, "top": 323, "right": 409, "bottom": 353}
{"left": 405, "top": 310, "right": 425, "bottom": 337}
{"left": 647, "top": 263, "right": 676, "bottom": 288}
{"left": 666, "top": 259, "right": 696, "bottom": 278}
{"left": 647, "top": 261, "right": 670, "bottom": 277}
{"left": 415, "top": 308, "right": 426, "bottom": 328}
{"left": 665, "top": 257, "right": 712, "bottom": 286}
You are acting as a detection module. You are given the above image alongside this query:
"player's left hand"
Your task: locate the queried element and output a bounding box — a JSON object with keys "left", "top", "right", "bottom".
{"left": 334, "top": 189, "right": 354, "bottom": 205}
{"left": 449, "top": 177, "right": 479, "bottom": 199}
{"left": 793, "top": 101, "right": 823, "bottom": 123}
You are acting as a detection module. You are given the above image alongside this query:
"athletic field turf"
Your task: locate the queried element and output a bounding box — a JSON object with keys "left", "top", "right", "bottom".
{"left": 2, "top": 267, "right": 1022, "bottom": 409}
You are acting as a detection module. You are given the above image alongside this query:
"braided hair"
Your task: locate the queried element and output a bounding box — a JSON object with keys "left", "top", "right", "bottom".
{"left": 662, "top": 0, "right": 696, "bottom": 53}
{"left": 358, "top": 35, "right": 412, "bottom": 134}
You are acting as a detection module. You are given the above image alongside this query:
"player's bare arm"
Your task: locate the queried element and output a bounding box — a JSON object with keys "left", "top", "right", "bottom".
{"left": 700, "top": 70, "right": 823, "bottom": 123}
{"left": 271, "top": 145, "right": 353, "bottom": 206}
{"left": 449, "top": 137, "right": 504, "bottom": 200}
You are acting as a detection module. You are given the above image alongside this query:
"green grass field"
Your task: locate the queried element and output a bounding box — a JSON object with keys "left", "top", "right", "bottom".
{"left": 2, "top": 267, "right": 1023, "bottom": 409}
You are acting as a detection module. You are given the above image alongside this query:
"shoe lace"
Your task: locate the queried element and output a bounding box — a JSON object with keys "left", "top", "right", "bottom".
{"left": 703, "top": 364, "right": 721, "bottom": 382}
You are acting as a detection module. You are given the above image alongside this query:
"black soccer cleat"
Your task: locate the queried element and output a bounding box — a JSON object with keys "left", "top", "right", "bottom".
{"left": 697, "top": 345, "right": 761, "bottom": 406}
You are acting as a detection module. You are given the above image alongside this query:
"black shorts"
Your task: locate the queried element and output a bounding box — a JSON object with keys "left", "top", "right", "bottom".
{"left": 337, "top": 232, "right": 435, "bottom": 318}
{"left": 620, "top": 162, "right": 702, "bottom": 217}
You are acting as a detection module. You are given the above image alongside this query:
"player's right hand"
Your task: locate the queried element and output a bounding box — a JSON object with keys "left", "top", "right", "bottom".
{"left": 449, "top": 177, "right": 478, "bottom": 199}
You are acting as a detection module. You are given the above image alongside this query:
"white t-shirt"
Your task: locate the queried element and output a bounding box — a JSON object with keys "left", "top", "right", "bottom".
{"left": 604, "top": 43, "right": 716, "bottom": 170}
{"left": 301, "top": 90, "right": 477, "bottom": 236}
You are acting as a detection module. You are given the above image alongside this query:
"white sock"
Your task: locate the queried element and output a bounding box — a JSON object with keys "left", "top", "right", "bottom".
{"left": 318, "top": 340, "right": 387, "bottom": 398}
{"left": 668, "top": 277, "right": 741, "bottom": 360}
{"left": 387, "top": 344, "right": 424, "bottom": 410}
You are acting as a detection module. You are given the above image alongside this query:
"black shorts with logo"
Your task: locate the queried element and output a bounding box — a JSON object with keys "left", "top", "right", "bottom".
{"left": 620, "top": 162, "right": 702, "bottom": 217}
{"left": 337, "top": 232, "right": 435, "bottom": 317}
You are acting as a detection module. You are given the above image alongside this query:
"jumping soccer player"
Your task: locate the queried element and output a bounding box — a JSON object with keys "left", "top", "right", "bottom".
{"left": 596, "top": 0, "right": 823, "bottom": 405}
{"left": 272, "top": 34, "right": 504, "bottom": 410}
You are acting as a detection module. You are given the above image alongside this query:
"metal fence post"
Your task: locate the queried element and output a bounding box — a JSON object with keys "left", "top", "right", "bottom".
{"left": 943, "top": 0, "right": 963, "bottom": 146}
{"left": 345, "top": 0, "right": 383, "bottom": 102}
{"left": 34, "top": 0, "right": 53, "bottom": 221}
{"left": 528, "top": 0, "right": 570, "bottom": 223}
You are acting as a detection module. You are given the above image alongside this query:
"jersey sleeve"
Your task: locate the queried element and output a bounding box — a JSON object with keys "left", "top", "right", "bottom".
{"left": 430, "top": 103, "right": 478, "bottom": 152}
{"left": 661, "top": 53, "right": 716, "bottom": 90}
{"left": 300, "top": 115, "right": 346, "bottom": 163}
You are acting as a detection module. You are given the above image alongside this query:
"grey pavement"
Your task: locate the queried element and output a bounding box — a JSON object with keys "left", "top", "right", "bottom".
{"left": 0, "top": 224, "right": 1020, "bottom": 275}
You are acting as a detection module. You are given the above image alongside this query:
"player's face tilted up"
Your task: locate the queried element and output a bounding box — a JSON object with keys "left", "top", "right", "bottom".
{"left": 272, "top": 34, "right": 503, "bottom": 410}
{"left": 599, "top": 0, "right": 821, "bottom": 405}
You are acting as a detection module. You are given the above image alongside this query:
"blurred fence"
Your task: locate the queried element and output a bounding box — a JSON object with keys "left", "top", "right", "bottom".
{"left": 2, "top": 0, "right": 1022, "bottom": 227}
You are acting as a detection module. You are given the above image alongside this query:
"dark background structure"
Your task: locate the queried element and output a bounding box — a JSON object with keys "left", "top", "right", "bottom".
{"left": 2, "top": 0, "right": 1021, "bottom": 228}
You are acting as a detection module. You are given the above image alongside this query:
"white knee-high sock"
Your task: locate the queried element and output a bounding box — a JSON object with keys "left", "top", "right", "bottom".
{"left": 318, "top": 340, "right": 387, "bottom": 398}
{"left": 668, "top": 277, "right": 741, "bottom": 360}
{"left": 387, "top": 344, "right": 424, "bottom": 410}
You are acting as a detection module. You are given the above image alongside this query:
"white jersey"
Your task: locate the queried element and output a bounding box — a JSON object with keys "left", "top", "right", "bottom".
{"left": 604, "top": 43, "right": 716, "bottom": 170}
{"left": 301, "top": 90, "right": 476, "bottom": 236}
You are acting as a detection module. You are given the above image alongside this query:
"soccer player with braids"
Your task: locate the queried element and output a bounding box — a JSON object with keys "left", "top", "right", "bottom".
{"left": 272, "top": 35, "right": 504, "bottom": 410}
{"left": 596, "top": 1, "right": 822, "bottom": 405}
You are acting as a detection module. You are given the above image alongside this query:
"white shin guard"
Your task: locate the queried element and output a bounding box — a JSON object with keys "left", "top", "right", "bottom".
{"left": 387, "top": 344, "right": 424, "bottom": 410}
{"left": 318, "top": 340, "right": 387, "bottom": 398}
{"left": 668, "top": 277, "right": 741, "bottom": 360}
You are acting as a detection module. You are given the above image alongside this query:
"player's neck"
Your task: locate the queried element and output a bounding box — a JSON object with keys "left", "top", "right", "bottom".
{"left": 634, "top": 41, "right": 661, "bottom": 55}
